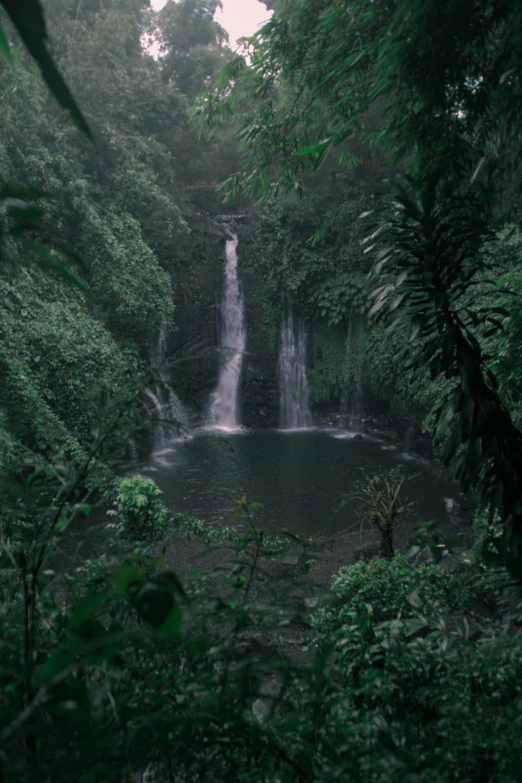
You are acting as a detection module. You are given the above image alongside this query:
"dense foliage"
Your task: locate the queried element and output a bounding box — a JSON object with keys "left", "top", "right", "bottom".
{"left": 0, "top": 0, "right": 243, "bottom": 476}
{"left": 311, "top": 556, "right": 522, "bottom": 782}
{"left": 2, "top": 1, "right": 522, "bottom": 781}
{"left": 203, "top": 0, "right": 522, "bottom": 561}
{"left": 2, "top": 526, "right": 521, "bottom": 782}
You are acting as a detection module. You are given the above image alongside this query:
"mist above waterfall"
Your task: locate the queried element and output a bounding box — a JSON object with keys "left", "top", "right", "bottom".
{"left": 209, "top": 234, "right": 246, "bottom": 430}
{"left": 279, "top": 310, "right": 312, "bottom": 430}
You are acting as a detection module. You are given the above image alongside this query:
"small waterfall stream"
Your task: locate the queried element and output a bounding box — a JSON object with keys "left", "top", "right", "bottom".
{"left": 146, "top": 329, "right": 187, "bottom": 454}
{"left": 209, "top": 233, "right": 246, "bottom": 430}
{"left": 279, "top": 310, "right": 312, "bottom": 429}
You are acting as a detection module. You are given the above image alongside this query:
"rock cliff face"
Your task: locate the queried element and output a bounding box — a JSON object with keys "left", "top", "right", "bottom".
{"left": 242, "top": 376, "right": 279, "bottom": 428}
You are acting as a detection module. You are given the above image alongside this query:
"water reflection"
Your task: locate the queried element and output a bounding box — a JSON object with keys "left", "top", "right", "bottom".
{"left": 143, "top": 429, "right": 458, "bottom": 537}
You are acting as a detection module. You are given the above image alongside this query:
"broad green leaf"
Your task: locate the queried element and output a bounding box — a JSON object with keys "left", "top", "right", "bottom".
{"left": 112, "top": 563, "right": 142, "bottom": 594}
{"left": 67, "top": 591, "right": 109, "bottom": 631}
{"left": 127, "top": 582, "right": 174, "bottom": 628}
{"left": 153, "top": 571, "right": 187, "bottom": 602}
{"left": 156, "top": 603, "right": 183, "bottom": 637}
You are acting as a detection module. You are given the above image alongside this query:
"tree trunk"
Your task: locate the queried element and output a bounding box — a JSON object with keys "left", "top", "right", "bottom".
{"left": 380, "top": 524, "right": 394, "bottom": 560}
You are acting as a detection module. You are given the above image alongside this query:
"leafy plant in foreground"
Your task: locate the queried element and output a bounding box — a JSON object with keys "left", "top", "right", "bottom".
{"left": 367, "top": 177, "right": 522, "bottom": 567}
{"left": 113, "top": 475, "right": 168, "bottom": 542}
{"left": 308, "top": 556, "right": 522, "bottom": 781}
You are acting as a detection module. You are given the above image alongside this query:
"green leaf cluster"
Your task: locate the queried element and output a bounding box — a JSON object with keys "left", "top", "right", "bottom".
{"left": 114, "top": 475, "right": 168, "bottom": 542}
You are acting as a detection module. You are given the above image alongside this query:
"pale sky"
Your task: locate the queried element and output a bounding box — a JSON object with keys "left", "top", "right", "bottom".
{"left": 151, "top": 0, "right": 272, "bottom": 49}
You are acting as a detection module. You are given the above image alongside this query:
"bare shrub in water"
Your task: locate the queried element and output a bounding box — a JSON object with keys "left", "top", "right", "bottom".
{"left": 340, "top": 468, "right": 416, "bottom": 558}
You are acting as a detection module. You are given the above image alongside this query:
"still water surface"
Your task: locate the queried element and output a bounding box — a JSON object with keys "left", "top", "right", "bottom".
{"left": 144, "top": 429, "right": 459, "bottom": 537}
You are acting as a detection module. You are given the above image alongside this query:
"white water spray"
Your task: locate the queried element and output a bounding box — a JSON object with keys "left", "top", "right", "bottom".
{"left": 279, "top": 310, "right": 312, "bottom": 429}
{"left": 209, "top": 234, "right": 246, "bottom": 430}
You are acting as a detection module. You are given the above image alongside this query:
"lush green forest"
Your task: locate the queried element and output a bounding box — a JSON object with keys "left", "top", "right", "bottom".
{"left": 1, "top": 0, "right": 522, "bottom": 780}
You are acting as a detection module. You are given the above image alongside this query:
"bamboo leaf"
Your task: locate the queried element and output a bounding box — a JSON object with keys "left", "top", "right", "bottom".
{"left": 1, "top": 0, "right": 92, "bottom": 137}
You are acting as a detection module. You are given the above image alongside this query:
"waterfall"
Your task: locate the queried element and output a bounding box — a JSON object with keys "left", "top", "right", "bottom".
{"left": 279, "top": 310, "right": 312, "bottom": 430}
{"left": 146, "top": 329, "right": 187, "bottom": 454}
{"left": 209, "top": 233, "right": 246, "bottom": 430}
{"left": 144, "top": 388, "right": 167, "bottom": 454}
{"left": 128, "top": 440, "right": 138, "bottom": 464}
{"left": 342, "top": 314, "right": 365, "bottom": 429}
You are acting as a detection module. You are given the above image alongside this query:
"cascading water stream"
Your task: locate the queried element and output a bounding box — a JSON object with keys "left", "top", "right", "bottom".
{"left": 146, "top": 329, "right": 187, "bottom": 455}
{"left": 209, "top": 233, "right": 246, "bottom": 430}
{"left": 279, "top": 310, "right": 312, "bottom": 429}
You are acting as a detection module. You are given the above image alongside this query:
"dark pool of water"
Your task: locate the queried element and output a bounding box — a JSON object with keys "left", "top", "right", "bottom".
{"left": 142, "top": 429, "right": 460, "bottom": 537}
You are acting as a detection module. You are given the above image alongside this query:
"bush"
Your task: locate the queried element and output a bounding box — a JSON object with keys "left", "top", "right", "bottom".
{"left": 313, "top": 553, "right": 470, "bottom": 631}
{"left": 114, "top": 475, "right": 168, "bottom": 541}
{"left": 308, "top": 556, "right": 522, "bottom": 781}
{"left": 3, "top": 517, "right": 522, "bottom": 782}
{"left": 312, "top": 554, "right": 475, "bottom": 675}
